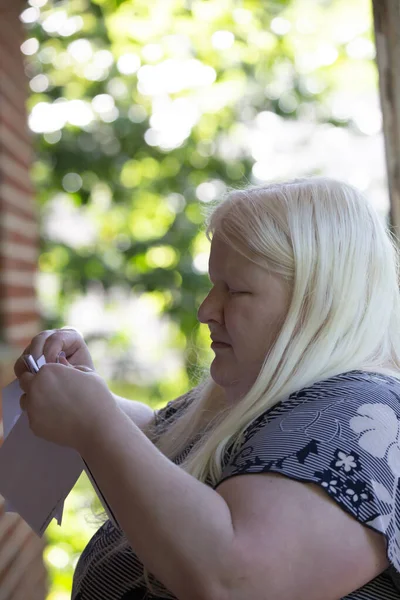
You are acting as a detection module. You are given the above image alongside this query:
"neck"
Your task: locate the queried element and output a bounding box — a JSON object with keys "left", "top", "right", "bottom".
{"left": 221, "top": 381, "right": 252, "bottom": 406}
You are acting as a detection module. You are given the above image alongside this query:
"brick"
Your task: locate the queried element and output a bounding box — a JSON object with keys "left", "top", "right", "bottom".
{"left": 4, "top": 321, "right": 42, "bottom": 343}
{"left": 0, "top": 270, "right": 38, "bottom": 287}
{"left": 0, "top": 43, "right": 28, "bottom": 89}
{"left": 4, "top": 311, "right": 40, "bottom": 327}
{"left": 0, "top": 31, "right": 26, "bottom": 53}
{"left": 0, "top": 6, "right": 47, "bottom": 598}
{"left": 0, "top": 514, "right": 19, "bottom": 544}
{"left": 0, "top": 121, "right": 32, "bottom": 167}
{"left": 0, "top": 228, "right": 39, "bottom": 248}
{"left": 0, "top": 96, "right": 32, "bottom": 144}
{"left": 1, "top": 212, "right": 39, "bottom": 240}
{"left": 0, "top": 155, "right": 33, "bottom": 193}
{"left": 0, "top": 258, "right": 38, "bottom": 273}
{"left": 0, "top": 520, "right": 32, "bottom": 575}
{"left": 1, "top": 146, "right": 31, "bottom": 176}
{"left": 0, "top": 286, "right": 37, "bottom": 300}
{"left": 9, "top": 337, "right": 39, "bottom": 351}
{"left": 0, "top": 30, "right": 26, "bottom": 62}
{"left": 0, "top": 296, "right": 39, "bottom": 313}
{"left": 0, "top": 531, "right": 43, "bottom": 600}
{"left": 2, "top": 244, "right": 40, "bottom": 262}
{"left": 0, "top": 183, "right": 36, "bottom": 217}
{"left": 9, "top": 560, "right": 48, "bottom": 600}
{"left": 1, "top": 173, "right": 34, "bottom": 197}
{"left": 0, "top": 243, "right": 39, "bottom": 264}
{"left": 0, "top": 69, "right": 28, "bottom": 120}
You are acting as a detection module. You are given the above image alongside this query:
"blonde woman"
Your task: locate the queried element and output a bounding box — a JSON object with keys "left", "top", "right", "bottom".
{"left": 15, "top": 177, "right": 400, "bottom": 599}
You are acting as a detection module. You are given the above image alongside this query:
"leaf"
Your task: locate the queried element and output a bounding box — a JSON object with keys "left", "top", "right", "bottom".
{"left": 349, "top": 403, "right": 398, "bottom": 458}
{"left": 388, "top": 445, "right": 400, "bottom": 477}
{"left": 276, "top": 458, "right": 286, "bottom": 469}
{"left": 296, "top": 440, "right": 319, "bottom": 465}
{"left": 371, "top": 480, "right": 393, "bottom": 504}
{"left": 366, "top": 513, "right": 392, "bottom": 534}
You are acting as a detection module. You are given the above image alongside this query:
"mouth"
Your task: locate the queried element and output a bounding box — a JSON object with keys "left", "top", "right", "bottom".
{"left": 211, "top": 341, "right": 231, "bottom": 349}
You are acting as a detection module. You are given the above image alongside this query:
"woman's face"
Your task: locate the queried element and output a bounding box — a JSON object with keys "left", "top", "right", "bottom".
{"left": 197, "top": 235, "right": 292, "bottom": 403}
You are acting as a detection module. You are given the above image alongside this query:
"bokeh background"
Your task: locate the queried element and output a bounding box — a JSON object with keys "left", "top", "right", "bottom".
{"left": 18, "top": 0, "right": 389, "bottom": 597}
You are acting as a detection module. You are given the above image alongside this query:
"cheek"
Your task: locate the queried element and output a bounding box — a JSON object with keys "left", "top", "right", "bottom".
{"left": 224, "top": 303, "right": 255, "bottom": 340}
{"left": 225, "top": 300, "right": 284, "bottom": 350}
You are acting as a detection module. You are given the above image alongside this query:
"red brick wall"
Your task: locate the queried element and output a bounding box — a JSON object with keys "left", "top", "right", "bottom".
{"left": 0, "top": 1, "right": 48, "bottom": 598}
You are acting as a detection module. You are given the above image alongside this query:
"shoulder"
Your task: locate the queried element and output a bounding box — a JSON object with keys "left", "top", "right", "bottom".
{"left": 213, "top": 371, "right": 400, "bottom": 594}
{"left": 239, "top": 369, "right": 400, "bottom": 449}
{"left": 218, "top": 370, "right": 400, "bottom": 549}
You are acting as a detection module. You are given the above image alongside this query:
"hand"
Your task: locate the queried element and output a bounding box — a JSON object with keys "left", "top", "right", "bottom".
{"left": 14, "top": 327, "right": 95, "bottom": 378}
{"left": 18, "top": 361, "right": 118, "bottom": 453}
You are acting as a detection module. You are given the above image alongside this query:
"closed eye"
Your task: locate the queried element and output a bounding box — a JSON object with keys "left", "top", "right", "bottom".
{"left": 228, "top": 289, "right": 248, "bottom": 296}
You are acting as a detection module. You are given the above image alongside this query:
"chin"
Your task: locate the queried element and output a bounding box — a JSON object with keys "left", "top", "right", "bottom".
{"left": 210, "top": 361, "right": 237, "bottom": 388}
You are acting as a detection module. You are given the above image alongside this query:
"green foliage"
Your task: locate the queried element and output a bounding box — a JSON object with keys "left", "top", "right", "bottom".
{"left": 25, "top": 1, "right": 375, "bottom": 386}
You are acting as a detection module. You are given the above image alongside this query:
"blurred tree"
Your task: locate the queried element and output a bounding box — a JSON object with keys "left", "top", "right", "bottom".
{"left": 22, "top": 0, "right": 377, "bottom": 389}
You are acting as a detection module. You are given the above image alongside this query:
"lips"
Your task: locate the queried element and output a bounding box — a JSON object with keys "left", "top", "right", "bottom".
{"left": 210, "top": 337, "right": 230, "bottom": 344}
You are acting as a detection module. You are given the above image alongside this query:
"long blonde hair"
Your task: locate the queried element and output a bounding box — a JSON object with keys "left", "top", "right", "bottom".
{"left": 95, "top": 176, "right": 400, "bottom": 596}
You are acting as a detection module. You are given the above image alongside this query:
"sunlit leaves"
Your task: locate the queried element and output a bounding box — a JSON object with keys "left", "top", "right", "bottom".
{"left": 128, "top": 193, "right": 175, "bottom": 241}
{"left": 39, "top": 246, "right": 70, "bottom": 272}
{"left": 23, "top": 0, "right": 378, "bottom": 366}
{"left": 146, "top": 245, "right": 179, "bottom": 269}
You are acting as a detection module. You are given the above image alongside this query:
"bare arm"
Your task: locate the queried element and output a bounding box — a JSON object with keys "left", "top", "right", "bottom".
{"left": 111, "top": 394, "right": 155, "bottom": 434}
{"left": 112, "top": 388, "right": 194, "bottom": 436}
{"left": 78, "top": 404, "right": 235, "bottom": 600}
{"left": 77, "top": 406, "right": 388, "bottom": 600}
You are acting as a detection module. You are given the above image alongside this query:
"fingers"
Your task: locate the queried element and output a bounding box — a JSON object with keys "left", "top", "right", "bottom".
{"left": 14, "top": 330, "right": 54, "bottom": 377}
{"left": 19, "top": 372, "right": 35, "bottom": 393}
{"left": 60, "top": 326, "right": 83, "bottom": 336}
{"left": 41, "top": 329, "right": 76, "bottom": 364}
{"left": 58, "top": 356, "right": 93, "bottom": 372}
{"left": 13, "top": 328, "right": 85, "bottom": 377}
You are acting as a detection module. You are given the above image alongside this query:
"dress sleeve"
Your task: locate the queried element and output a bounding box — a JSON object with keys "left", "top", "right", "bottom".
{"left": 214, "top": 371, "right": 400, "bottom": 573}
{"left": 154, "top": 390, "right": 194, "bottom": 433}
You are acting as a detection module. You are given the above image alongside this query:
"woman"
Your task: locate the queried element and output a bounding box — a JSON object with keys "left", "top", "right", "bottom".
{"left": 14, "top": 176, "right": 400, "bottom": 599}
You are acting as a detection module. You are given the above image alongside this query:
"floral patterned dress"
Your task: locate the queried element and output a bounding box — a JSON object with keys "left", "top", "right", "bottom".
{"left": 72, "top": 370, "right": 400, "bottom": 599}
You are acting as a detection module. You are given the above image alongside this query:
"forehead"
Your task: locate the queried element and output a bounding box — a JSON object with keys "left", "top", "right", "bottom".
{"left": 209, "top": 236, "right": 261, "bottom": 280}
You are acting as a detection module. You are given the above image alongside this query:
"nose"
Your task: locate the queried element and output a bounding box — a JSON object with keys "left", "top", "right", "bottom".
{"left": 197, "top": 287, "right": 224, "bottom": 325}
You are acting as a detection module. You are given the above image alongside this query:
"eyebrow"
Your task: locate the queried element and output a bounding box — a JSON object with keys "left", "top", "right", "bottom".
{"left": 208, "top": 271, "right": 250, "bottom": 287}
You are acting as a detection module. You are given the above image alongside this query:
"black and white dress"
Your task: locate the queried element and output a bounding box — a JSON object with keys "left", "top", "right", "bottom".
{"left": 72, "top": 370, "right": 400, "bottom": 599}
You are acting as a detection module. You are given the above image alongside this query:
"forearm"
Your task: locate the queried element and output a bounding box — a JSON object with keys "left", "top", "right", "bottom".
{"left": 111, "top": 393, "right": 154, "bottom": 432}
{"left": 79, "top": 406, "right": 236, "bottom": 600}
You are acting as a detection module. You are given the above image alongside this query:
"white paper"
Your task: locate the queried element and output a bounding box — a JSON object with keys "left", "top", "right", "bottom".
{"left": 0, "top": 411, "right": 83, "bottom": 536}
{"left": 2, "top": 378, "right": 23, "bottom": 439}
{"left": 36, "top": 355, "right": 46, "bottom": 369}
{"left": 0, "top": 355, "right": 80, "bottom": 535}
{"left": 1, "top": 358, "right": 65, "bottom": 524}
